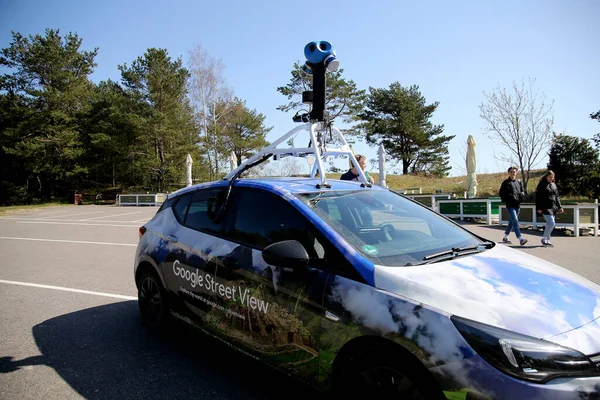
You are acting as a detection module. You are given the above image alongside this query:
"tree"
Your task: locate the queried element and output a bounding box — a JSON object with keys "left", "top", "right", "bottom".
{"left": 81, "top": 80, "right": 140, "bottom": 188}
{"left": 480, "top": 78, "right": 554, "bottom": 194}
{"left": 547, "top": 134, "right": 600, "bottom": 198}
{"left": 187, "top": 44, "right": 232, "bottom": 181}
{"left": 360, "top": 82, "right": 454, "bottom": 176}
{"left": 216, "top": 98, "right": 271, "bottom": 167}
{"left": 277, "top": 62, "right": 366, "bottom": 126}
{"left": 119, "top": 48, "right": 197, "bottom": 191}
{"left": 0, "top": 29, "right": 97, "bottom": 201}
{"left": 591, "top": 110, "right": 600, "bottom": 149}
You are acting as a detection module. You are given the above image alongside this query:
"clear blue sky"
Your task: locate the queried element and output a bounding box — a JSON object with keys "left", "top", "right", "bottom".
{"left": 1, "top": 0, "right": 599, "bottom": 176}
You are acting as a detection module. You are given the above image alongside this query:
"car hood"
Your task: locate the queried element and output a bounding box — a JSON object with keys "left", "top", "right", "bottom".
{"left": 374, "top": 245, "right": 600, "bottom": 343}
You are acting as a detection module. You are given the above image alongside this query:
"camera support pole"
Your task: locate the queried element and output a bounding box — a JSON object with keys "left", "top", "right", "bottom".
{"left": 224, "top": 41, "right": 371, "bottom": 188}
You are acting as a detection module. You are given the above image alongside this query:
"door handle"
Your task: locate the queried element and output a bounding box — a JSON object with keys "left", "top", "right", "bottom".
{"left": 166, "top": 234, "right": 178, "bottom": 243}
{"left": 325, "top": 311, "right": 339, "bottom": 322}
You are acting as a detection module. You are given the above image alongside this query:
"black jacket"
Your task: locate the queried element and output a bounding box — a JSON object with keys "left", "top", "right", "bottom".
{"left": 340, "top": 169, "right": 359, "bottom": 181}
{"left": 536, "top": 180, "right": 562, "bottom": 215}
{"left": 499, "top": 178, "right": 524, "bottom": 208}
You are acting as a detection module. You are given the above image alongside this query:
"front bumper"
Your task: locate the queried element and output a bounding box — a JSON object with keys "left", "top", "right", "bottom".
{"left": 432, "top": 355, "right": 600, "bottom": 400}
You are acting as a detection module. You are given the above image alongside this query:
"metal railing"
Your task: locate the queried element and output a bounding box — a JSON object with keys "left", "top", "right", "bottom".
{"left": 498, "top": 203, "right": 599, "bottom": 237}
{"left": 117, "top": 193, "right": 166, "bottom": 206}
{"left": 437, "top": 198, "right": 503, "bottom": 225}
{"left": 406, "top": 194, "right": 452, "bottom": 210}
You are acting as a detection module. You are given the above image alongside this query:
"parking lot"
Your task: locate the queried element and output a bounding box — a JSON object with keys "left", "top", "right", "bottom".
{"left": 1, "top": 204, "right": 598, "bottom": 399}
{"left": 0, "top": 205, "right": 323, "bottom": 400}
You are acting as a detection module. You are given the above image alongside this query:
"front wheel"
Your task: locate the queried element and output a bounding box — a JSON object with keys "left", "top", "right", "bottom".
{"left": 138, "top": 271, "right": 169, "bottom": 331}
{"left": 337, "top": 347, "right": 443, "bottom": 400}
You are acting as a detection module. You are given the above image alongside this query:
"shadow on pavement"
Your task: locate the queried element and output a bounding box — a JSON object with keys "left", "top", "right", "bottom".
{"left": 0, "top": 301, "right": 324, "bottom": 400}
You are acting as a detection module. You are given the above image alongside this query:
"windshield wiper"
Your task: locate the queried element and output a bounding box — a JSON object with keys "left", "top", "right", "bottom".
{"left": 416, "top": 244, "right": 488, "bottom": 265}
{"left": 478, "top": 241, "right": 495, "bottom": 249}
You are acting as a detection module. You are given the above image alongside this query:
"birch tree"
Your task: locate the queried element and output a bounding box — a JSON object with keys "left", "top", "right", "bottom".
{"left": 187, "top": 44, "right": 232, "bottom": 180}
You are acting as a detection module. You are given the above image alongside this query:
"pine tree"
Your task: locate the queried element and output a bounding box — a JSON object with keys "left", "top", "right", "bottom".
{"left": 0, "top": 29, "right": 97, "bottom": 201}
{"left": 360, "top": 83, "right": 454, "bottom": 177}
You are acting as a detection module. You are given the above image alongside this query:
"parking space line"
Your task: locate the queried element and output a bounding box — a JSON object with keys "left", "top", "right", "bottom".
{"left": 0, "top": 279, "right": 137, "bottom": 300}
{"left": 37, "top": 210, "right": 68, "bottom": 216}
{"left": 0, "top": 236, "right": 137, "bottom": 246}
{"left": 17, "top": 221, "right": 139, "bottom": 228}
{"left": 43, "top": 211, "right": 104, "bottom": 219}
{"left": 82, "top": 211, "right": 142, "bottom": 221}
{"left": 0, "top": 216, "right": 141, "bottom": 223}
{"left": 131, "top": 218, "right": 150, "bottom": 223}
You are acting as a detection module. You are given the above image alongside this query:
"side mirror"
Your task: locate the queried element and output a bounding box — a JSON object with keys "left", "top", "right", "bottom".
{"left": 261, "top": 240, "right": 309, "bottom": 269}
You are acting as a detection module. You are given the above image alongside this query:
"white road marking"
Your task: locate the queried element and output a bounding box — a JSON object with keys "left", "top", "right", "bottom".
{"left": 36, "top": 210, "right": 68, "bottom": 216}
{"left": 82, "top": 211, "right": 142, "bottom": 221}
{"left": 131, "top": 218, "right": 150, "bottom": 223}
{"left": 0, "top": 236, "right": 137, "bottom": 246}
{"left": 0, "top": 279, "right": 137, "bottom": 300}
{"left": 0, "top": 216, "right": 143, "bottom": 223}
{"left": 43, "top": 211, "right": 104, "bottom": 219}
{"left": 17, "top": 221, "right": 139, "bottom": 228}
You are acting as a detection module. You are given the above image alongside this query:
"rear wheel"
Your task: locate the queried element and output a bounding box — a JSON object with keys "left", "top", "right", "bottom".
{"left": 137, "top": 271, "right": 169, "bottom": 331}
{"left": 337, "top": 346, "right": 443, "bottom": 400}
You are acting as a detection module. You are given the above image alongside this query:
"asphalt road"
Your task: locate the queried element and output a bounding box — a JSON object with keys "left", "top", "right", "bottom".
{"left": 0, "top": 205, "right": 598, "bottom": 399}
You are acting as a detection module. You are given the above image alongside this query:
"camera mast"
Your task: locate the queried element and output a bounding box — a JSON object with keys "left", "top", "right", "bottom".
{"left": 224, "top": 41, "right": 371, "bottom": 188}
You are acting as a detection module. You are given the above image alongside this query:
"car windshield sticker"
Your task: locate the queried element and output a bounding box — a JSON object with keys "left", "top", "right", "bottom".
{"left": 362, "top": 245, "right": 379, "bottom": 256}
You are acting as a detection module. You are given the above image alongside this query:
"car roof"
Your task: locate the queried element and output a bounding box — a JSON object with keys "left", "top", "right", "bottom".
{"left": 168, "top": 177, "right": 386, "bottom": 198}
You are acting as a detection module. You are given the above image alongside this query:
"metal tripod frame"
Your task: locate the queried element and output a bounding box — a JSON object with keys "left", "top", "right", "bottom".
{"left": 224, "top": 122, "right": 371, "bottom": 188}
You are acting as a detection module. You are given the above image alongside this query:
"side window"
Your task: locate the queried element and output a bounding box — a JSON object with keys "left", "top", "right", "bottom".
{"left": 230, "top": 189, "right": 315, "bottom": 252}
{"left": 172, "top": 194, "right": 192, "bottom": 222}
{"left": 232, "top": 189, "right": 364, "bottom": 282}
{"left": 184, "top": 189, "right": 226, "bottom": 234}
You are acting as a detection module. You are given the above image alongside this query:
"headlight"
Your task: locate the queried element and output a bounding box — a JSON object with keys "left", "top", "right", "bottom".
{"left": 451, "top": 316, "right": 599, "bottom": 383}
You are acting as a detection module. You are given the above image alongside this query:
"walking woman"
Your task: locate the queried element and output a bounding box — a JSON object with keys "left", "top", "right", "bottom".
{"left": 535, "top": 170, "right": 564, "bottom": 246}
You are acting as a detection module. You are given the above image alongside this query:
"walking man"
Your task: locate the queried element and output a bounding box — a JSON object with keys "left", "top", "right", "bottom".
{"left": 499, "top": 166, "right": 528, "bottom": 246}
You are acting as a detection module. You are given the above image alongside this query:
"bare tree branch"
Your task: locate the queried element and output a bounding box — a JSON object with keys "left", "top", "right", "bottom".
{"left": 479, "top": 78, "right": 554, "bottom": 193}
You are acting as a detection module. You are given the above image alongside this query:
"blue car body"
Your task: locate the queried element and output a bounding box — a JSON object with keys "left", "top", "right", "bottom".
{"left": 134, "top": 178, "right": 600, "bottom": 399}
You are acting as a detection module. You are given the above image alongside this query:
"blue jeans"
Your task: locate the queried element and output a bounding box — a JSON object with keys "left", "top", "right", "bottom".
{"left": 543, "top": 214, "right": 556, "bottom": 239}
{"left": 504, "top": 207, "right": 522, "bottom": 238}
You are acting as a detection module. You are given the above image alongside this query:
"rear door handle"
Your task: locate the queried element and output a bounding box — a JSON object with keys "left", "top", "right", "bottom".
{"left": 166, "top": 234, "right": 178, "bottom": 243}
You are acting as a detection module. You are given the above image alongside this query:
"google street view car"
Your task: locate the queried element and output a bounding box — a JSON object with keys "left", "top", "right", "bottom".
{"left": 134, "top": 42, "right": 600, "bottom": 399}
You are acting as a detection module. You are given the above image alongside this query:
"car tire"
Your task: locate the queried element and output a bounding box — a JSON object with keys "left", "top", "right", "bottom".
{"left": 337, "top": 346, "right": 443, "bottom": 400}
{"left": 137, "top": 270, "right": 170, "bottom": 332}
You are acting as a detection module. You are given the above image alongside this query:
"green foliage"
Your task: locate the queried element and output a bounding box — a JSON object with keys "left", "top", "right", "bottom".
{"left": 547, "top": 133, "right": 600, "bottom": 198}
{"left": 360, "top": 82, "right": 454, "bottom": 177}
{"left": 118, "top": 48, "right": 198, "bottom": 191}
{"left": 1, "top": 29, "right": 283, "bottom": 204}
{"left": 216, "top": 98, "right": 271, "bottom": 166}
{"left": 591, "top": 110, "right": 600, "bottom": 149}
{"left": 0, "top": 29, "right": 98, "bottom": 201}
{"left": 277, "top": 62, "right": 366, "bottom": 125}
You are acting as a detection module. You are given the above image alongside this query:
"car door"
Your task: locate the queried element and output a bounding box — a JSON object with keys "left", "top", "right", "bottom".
{"left": 206, "top": 186, "right": 349, "bottom": 382}
{"left": 159, "top": 187, "right": 237, "bottom": 325}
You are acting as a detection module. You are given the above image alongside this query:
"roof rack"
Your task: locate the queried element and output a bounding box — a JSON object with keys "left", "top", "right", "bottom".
{"left": 224, "top": 121, "right": 371, "bottom": 188}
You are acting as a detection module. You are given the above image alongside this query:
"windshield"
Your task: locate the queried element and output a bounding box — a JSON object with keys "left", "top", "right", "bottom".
{"left": 297, "top": 190, "right": 489, "bottom": 267}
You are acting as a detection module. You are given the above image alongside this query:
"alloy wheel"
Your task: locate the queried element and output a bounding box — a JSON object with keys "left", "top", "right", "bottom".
{"left": 139, "top": 275, "right": 163, "bottom": 328}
